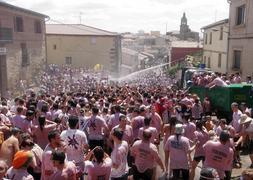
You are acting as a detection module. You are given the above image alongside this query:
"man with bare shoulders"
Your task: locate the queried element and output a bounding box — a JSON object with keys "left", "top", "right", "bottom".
{"left": 0, "top": 128, "right": 21, "bottom": 168}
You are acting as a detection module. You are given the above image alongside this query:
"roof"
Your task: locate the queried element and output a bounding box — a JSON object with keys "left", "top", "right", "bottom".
{"left": 0, "top": 2, "right": 48, "bottom": 18}
{"left": 201, "top": 19, "right": 229, "bottom": 30}
{"left": 171, "top": 41, "right": 202, "bottom": 48}
{"left": 46, "top": 24, "right": 118, "bottom": 36}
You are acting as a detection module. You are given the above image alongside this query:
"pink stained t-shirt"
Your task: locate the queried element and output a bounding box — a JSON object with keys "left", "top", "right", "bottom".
{"left": 130, "top": 140, "right": 160, "bottom": 173}
{"left": 6, "top": 167, "right": 34, "bottom": 180}
{"left": 203, "top": 140, "right": 234, "bottom": 178}
{"left": 113, "top": 125, "right": 133, "bottom": 145}
{"left": 108, "top": 113, "right": 122, "bottom": 130}
{"left": 183, "top": 122, "right": 196, "bottom": 142}
{"left": 111, "top": 141, "right": 129, "bottom": 178}
{"left": 11, "top": 114, "right": 26, "bottom": 127}
{"left": 131, "top": 116, "right": 144, "bottom": 140}
{"left": 86, "top": 115, "right": 107, "bottom": 140}
{"left": 41, "top": 144, "right": 57, "bottom": 180}
{"left": 49, "top": 161, "right": 76, "bottom": 180}
{"left": 194, "top": 130, "right": 209, "bottom": 157}
{"left": 84, "top": 157, "right": 112, "bottom": 180}
{"left": 150, "top": 112, "right": 162, "bottom": 133}
{"left": 164, "top": 135, "right": 191, "bottom": 170}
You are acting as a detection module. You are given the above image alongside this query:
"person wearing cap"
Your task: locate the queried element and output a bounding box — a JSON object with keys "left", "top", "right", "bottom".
{"left": 6, "top": 150, "right": 34, "bottom": 180}
{"left": 131, "top": 129, "right": 164, "bottom": 180}
{"left": 164, "top": 123, "right": 192, "bottom": 179}
{"left": 203, "top": 130, "right": 234, "bottom": 179}
{"left": 235, "top": 114, "right": 253, "bottom": 168}
{"left": 0, "top": 128, "right": 21, "bottom": 168}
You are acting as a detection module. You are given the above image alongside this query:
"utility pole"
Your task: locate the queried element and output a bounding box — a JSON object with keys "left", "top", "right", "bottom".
{"left": 79, "top": 12, "right": 83, "bottom": 24}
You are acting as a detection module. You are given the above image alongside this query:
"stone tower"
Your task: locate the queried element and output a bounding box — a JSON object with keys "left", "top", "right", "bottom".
{"left": 180, "top": 12, "right": 190, "bottom": 40}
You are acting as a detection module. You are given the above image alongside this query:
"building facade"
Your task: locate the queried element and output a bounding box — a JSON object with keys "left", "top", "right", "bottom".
{"left": 167, "top": 41, "right": 202, "bottom": 66}
{"left": 227, "top": 0, "right": 253, "bottom": 79}
{"left": 0, "top": 2, "right": 48, "bottom": 97}
{"left": 202, "top": 19, "right": 229, "bottom": 73}
{"left": 46, "top": 24, "right": 121, "bottom": 74}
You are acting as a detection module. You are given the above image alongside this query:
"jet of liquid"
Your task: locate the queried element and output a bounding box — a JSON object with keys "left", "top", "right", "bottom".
{"left": 111, "top": 63, "right": 170, "bottom": 82}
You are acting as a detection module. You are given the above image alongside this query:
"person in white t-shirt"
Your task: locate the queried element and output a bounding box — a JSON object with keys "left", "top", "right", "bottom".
{"left": 60, "top": 115, "right": 88, "bottom": 179}
{"left": 110, "top": 127, "right": 129, "bottom": 180}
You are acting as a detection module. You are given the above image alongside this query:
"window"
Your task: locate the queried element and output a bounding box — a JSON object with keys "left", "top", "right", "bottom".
{"left": 209, "top": 32, "right": 212, "bottom": 44}
{"left": 14, "top": 17, "right": 24, "bottom": 32}
{"left": 236, "top": 5, "right": 245, "bottom": 25}
{"left": 233, "top": 50, "right": 241, "bottom": 69}
{"left": 208, "top": 57, "right": 211, "bottom": 68}
{"left": 53, "top": 44, "right": 57, "bottom": 50}
{"left": 21, "top": 43, "right": 29, "bottom": 66}
{"left": 65, "top": 57, "right": 72, "bottom": 65}
{"left": 220, "top": 26, "right": 223, "bottom": 40}
{"left": 218, "top": 54, "right": 222, "bottom": 68}
{"left": 34, "top": 20, "right": 42, "bottom": 33}
{"left": 204, "top": 33, "right": 208, "bottom": 44}
{"left": 203, "top": 56, "right": 206, "bottom": 64}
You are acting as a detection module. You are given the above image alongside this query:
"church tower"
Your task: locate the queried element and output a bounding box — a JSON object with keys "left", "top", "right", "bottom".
{"left": 180, "top": 12, "right": 190, "bottom": 40}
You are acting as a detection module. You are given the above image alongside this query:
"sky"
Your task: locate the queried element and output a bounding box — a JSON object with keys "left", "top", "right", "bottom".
{"left": 3, "top": 0, "right": 229, "bottom": 34}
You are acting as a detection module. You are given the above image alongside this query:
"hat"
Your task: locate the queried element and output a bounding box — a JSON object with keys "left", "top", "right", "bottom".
{"left": 175, "top": 124, "right": 184, "bottom": 134}
{"left": 12, "top": 150, "right": 33, "bottom": 169}
{"left": 240, "top": 114, "right": 252, "bottom": 125}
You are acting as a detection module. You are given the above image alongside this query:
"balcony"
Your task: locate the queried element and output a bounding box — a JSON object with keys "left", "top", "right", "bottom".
{"left": 0, "top": 27, "right": 13, "bottom": 43}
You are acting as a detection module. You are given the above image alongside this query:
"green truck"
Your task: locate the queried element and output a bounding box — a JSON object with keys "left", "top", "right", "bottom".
{"left": 180, "top": 67, "right": 253, "bottom": 121}
{"left": 189, "top": 83, "right": 253, "bottom": 121}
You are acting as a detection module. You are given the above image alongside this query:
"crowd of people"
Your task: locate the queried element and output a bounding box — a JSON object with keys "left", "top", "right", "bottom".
{"left": 0, "top": 65, "right": 253, "bottom": 180}
{"left": 191, "top": 72, "right": 252, "bottom": 88}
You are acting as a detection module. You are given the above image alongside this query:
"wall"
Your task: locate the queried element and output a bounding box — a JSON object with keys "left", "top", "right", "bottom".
{"left": 171, "top": 47, "right": 202, "bottom": 66}
{"left": 0, "top": 6, "right": 46, "bottom": 92}
{"left": 228, "top": 0, "right": 253, "bottom": 79}
{"left": 46, "top": 35, "right": 118, "bottom": 71}
{"left": 203, "top": 22, "right": 228, "bottom": 73}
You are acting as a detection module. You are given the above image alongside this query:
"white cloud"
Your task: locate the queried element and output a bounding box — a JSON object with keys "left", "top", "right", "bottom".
{"left": 4, "top": 0, "right": 229, "bottom": 33}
